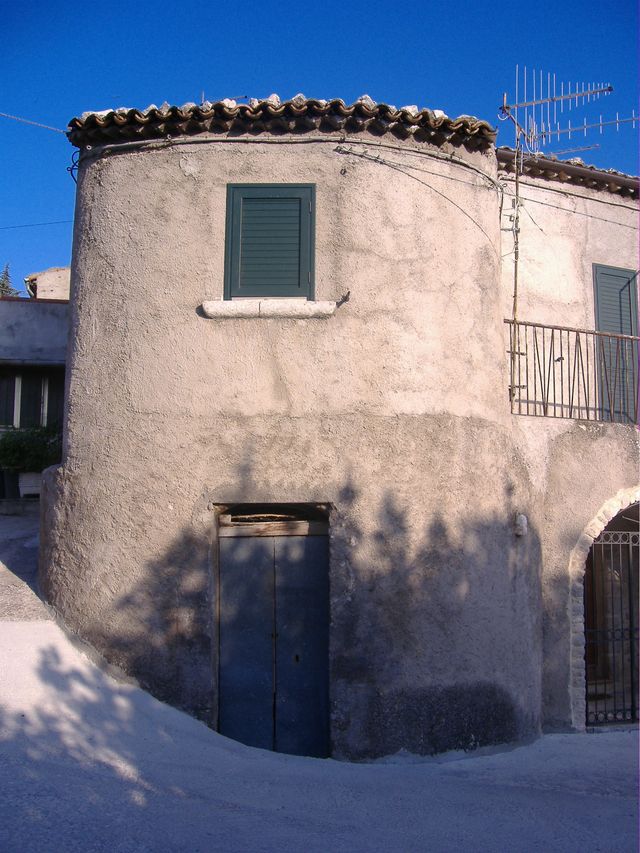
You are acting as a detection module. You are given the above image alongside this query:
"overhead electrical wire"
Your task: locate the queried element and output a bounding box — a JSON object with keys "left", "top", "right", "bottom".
{"left": 0, "top": 111, "right": 66, "bottom": 134}
{"left": 0, "top": 220, "right": 73, "bottom": 230}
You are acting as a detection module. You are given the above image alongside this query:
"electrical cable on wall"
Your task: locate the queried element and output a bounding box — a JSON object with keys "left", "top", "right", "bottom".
{"left": 77, "top": 133, "right": 504, "bottom": 193}
{"left": 334, "top": 145, "right": 500, "bottom": 253}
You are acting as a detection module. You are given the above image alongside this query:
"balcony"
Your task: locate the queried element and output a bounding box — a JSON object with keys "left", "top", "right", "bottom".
{"left": 505, "top": 320, "right": 639, "bottom": 425}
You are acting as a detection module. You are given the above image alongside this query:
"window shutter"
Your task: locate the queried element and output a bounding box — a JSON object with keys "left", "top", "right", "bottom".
{"left": 593, "top": 265, "right": 638, "bottom": 336}
{"left": 593, "top": 264, "right": 638, "bottom": 423}
{"left": 225, "top": 185, "right": 315, "bottom": 299}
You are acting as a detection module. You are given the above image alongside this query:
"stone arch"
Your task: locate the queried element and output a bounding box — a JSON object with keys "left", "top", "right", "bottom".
{"left": 568, "top": 485, "right": 640, "bottom": 730}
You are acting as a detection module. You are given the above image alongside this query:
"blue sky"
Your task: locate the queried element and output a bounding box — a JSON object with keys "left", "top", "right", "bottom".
{"left": 2, "top": 0, "right": 638, "bottom": 292}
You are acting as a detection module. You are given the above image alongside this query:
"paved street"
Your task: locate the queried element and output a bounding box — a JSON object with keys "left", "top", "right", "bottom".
{"left": 0, "top": 512, "right": 637, "bottom": 853}
{"left": 0, "top": 510, "right": 49, "bottom": 620}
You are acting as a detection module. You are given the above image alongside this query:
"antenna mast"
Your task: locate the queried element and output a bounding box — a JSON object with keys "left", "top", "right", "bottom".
{"left": 499, "top": 67, "right": 637, "bottom": 405}
{"left": 500, "top": 66, "right": 636, "bottom": 155}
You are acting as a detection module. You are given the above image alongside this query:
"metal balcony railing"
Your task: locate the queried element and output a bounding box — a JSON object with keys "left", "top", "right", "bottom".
{"left": 505, "top": 319, "right": 639, "bottom": 424}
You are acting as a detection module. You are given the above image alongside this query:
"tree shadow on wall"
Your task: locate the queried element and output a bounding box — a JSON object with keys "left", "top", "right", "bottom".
{"left": 329, "top": 478, "right": 542, "bottom": 758}
{"left": 89, "top": 527, "right": 215, "bottom": 723}
{"left": 76, "top": 459, "right": 543, "bottom": 761}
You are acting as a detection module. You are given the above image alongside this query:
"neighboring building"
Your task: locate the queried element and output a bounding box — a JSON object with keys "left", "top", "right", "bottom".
{"left": 495, "top": 149, "right": 638, "bottom": 732}
{"left": 24, "top": 266, "right": 71, "bottom": 301}
{"left": 0, "top": 269, "right": 69, "bottom": 431}
{"left": 40, "top": 96, "right": 638, "bottom": 759}
{"left": 0, "top": 268, "right": 69, "bottom": 432}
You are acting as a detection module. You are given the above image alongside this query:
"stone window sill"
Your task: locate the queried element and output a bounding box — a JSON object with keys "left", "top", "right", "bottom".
{"left": 201, "top": 299, "right": 337, "bottom": 319}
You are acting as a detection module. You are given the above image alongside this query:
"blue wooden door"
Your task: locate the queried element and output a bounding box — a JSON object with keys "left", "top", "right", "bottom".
{"left": 218, "top": 536, "right": 274, "bottom": 750}
{"left": 218, "top": 532, "right": 329, "bottom": 757}
{"left": 274, "top": 536, "right": 329, "bottom": 756}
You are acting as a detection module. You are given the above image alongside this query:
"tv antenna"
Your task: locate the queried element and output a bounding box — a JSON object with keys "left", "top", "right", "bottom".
{"left": 199, "top": 92, "right": 249, "bottom": 106}
{"left": 499, "top": 66, "right": 637, "bottom": 155}
{"left": 499, "top": 66, "right": 638, "bottom": 400}
{"left": 548, "top": 143, "right": 600, "bottom": 157}
{"left": 499, "top": 67, "right": 637, "bottom": 326}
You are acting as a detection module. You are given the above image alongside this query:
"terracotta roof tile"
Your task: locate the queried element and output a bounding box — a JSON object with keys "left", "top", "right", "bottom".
{"left": 67, "top": 93, "right": 497, "bottom": 150}
{"left": 497, "top": 148, "right": 638, "bottom": 199}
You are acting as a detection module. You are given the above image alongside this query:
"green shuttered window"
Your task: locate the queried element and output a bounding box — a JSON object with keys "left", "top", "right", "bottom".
{"left": 593, "top": 264, "right": 638, "bottom": 337}
{"left": 593, "top": 264, "right": 638, "bottom": 424}
{"left": 224, "top": 184, "right": 315, "bottom": 299}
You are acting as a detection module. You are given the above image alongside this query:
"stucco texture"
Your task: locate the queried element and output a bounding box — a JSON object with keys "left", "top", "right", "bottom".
{"left": 40, "top": 133, "right": 637, "bottom": 758}
{"left": 499, "top": 171, "right": 639, "bottom": 729}
{"left": 500, "top": 175, "right": 638, "bottom": 328}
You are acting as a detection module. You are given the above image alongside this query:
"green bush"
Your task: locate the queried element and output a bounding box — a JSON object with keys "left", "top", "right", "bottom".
{"left": 0, "top": 427, "right": 62, "bottom": 472}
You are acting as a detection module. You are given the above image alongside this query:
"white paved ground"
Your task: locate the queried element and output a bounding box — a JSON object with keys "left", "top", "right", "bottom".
{"left": 0, "top": 515, "right": 637, "bottom": 852}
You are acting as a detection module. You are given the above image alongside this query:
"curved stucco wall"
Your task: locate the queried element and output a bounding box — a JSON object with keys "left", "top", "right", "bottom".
{"left": 43, "top": 135, "right": 548, "bottom": 758}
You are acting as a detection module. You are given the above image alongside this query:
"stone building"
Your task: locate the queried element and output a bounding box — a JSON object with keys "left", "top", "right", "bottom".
{"left": 24, "top": 266, "right": 71, "bottom": 301}
{"left": 0, "top": 269, "right": 69, "bottom": 498}
{"left": 40, "top": 95, "right": 638, "bottom": 760}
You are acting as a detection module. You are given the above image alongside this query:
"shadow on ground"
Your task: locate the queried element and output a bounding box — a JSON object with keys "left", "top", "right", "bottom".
{"left": 0, "top": 621, "right": 637, "bottom": 853}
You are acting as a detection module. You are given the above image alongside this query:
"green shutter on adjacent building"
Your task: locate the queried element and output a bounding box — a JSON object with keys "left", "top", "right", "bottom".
{"left": 593, "top": 264, "right": 638, "bottom": 336}
{"left": 593, "top": 264, "right": 639, "bottom": 423}
{"left": 224, "top": 184, "right": 315, "bottom": 299}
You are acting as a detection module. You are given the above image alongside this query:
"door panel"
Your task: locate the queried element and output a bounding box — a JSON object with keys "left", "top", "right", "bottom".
{"left": 218, "top": 536, "right": 274, "bottom": 749}
{"left": 217, "top": 529, "right": 329, "bottom": 756}
{"left": 274, "top": 536, "right": 329, "bottom": 757}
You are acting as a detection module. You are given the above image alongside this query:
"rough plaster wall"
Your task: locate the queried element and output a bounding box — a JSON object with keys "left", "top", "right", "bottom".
{"left": 66, "top": 141, "right": 504, "bottom": 425}
{"left": 508, "top": 415, "right": 639, "bottom": 729}
{"left": 41, "top": 459, "right": 215, "bottom": 718}
{"left": 566, "top": 484, "right": 640, "bottom": 730}
{"left": 533, "top": 423, "right": 637, "bottom": 729}
{"left": 43, "top": 411, "right": 542, "bottom": 758}
{"left": 27, "top": 267, "right": 71, "bottom": 301}
{"left": 500, "top": 177, "right": 638, "bottom": 327}
{"left": 499, "top": 175, "right": 639, "bottom": 729}
{"left": 40, "top": 136, "right": 636, "bottom": 757}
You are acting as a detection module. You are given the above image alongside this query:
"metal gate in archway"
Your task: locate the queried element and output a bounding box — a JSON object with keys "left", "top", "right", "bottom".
{"left": 584, "top": 527, "right": 639, "bottom": 725}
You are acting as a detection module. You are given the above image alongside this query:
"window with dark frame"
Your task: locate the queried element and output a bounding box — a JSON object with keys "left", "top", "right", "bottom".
{"left": 0, "top": 367, "right": 65, "bottom": 429}
{"left": 224, "top": 184, "right": 315, "bottom": 300}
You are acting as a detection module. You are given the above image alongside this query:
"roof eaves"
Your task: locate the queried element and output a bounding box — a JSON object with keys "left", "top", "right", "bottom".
{"left": 497, "top": 148, "right": 639, "bottom": 199}
{"left": 67, "top": 93, "right": 497, "bottom": 151}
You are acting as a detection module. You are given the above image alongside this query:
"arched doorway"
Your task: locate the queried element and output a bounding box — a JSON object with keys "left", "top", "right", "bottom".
{"left": 584, "top": 502, "right": 639, "bottom": 725}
